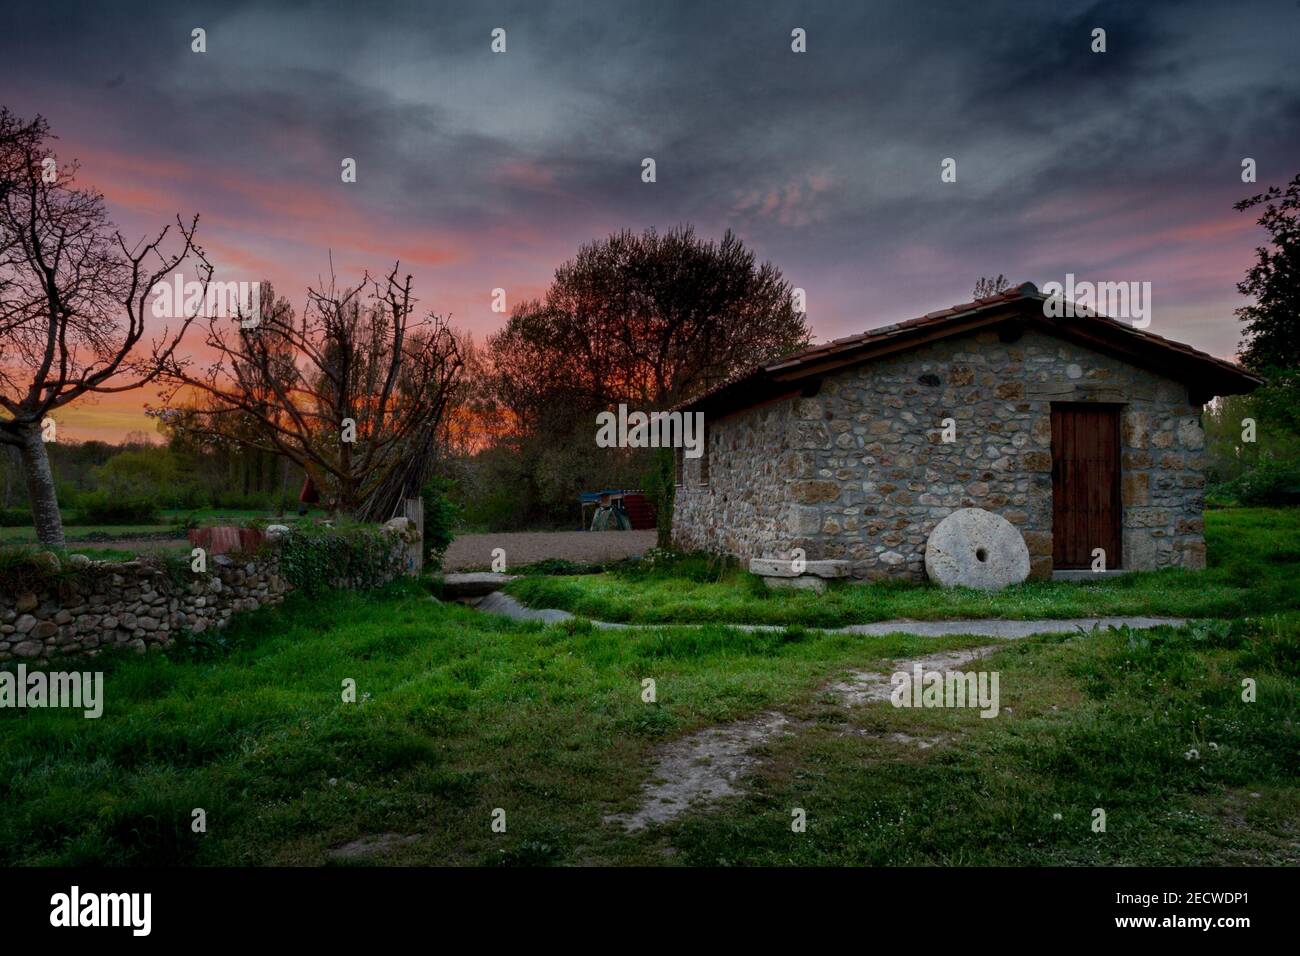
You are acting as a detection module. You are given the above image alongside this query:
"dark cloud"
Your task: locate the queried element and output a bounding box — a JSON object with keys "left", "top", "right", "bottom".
{"left": 1, "top": 0, "right": 1295, "bottom": 357}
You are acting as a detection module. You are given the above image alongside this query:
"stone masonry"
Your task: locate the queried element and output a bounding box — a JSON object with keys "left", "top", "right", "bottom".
{"left": 0, "top": 525, "right": 413, "bottom": 665}
{"left": 673, "top": 327, "right": 1207, "bottom": 580}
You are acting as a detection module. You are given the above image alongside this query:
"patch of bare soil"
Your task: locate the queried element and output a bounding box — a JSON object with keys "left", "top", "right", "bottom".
{"left": 443, "top": 530, "right": 656, "bottom": 571}
{"left": 822, "top": 645, "right": 995, "bottom": 706}
{"left": 841, "top": 728, "right": 956, "bottom": 749}
{"left": 607, "top": 644, "right": 1000, "bottom": 832}
{"left": 604, "top": 712, "right": 806, "bottom": 832}
{"left": 325, "top": 832, "right": 421, "bottom": 861}
{"left": 1194, "top": 789, "right": 1300, "bottom": 865}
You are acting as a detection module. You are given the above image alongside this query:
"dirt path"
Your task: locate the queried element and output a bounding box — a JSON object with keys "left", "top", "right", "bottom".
{"left": 442, "top": 530, "right": 656, "bottom": 571}
{"left": 605, "top": 643, "right": 1000, "bottom": 832}
{"left": 58, "top": 535, "right": 186, "bottom": 553}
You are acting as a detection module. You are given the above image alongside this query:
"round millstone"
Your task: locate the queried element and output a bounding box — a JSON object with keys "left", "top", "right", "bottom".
{"left": 924, "top": 508, "right": 1030, "bottom": 591}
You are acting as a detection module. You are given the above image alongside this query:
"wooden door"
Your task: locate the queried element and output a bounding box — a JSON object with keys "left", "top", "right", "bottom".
{"left": 1050, "top": 404, "right": 1122, "bottom": 570}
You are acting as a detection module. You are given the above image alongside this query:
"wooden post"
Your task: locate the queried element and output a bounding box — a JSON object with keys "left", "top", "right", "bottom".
{"left": 403, "top": 497, "right": 424, "bottom": 575}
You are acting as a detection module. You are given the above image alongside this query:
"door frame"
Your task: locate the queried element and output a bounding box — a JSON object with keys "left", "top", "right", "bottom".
{"left": 1049, "top": 401, "right": 1124, "bottom": 571}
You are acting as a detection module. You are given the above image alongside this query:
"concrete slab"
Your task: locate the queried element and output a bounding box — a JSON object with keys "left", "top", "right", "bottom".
{"left": 1051, "top": 569, "right": 1133, "bottom": 581}
{"left": 465, "top": 594, "right": 1186, "bottom": 641}
{"left": 764, "top": 575, "right": 826, "bottom": 593}
{"left": 836, "top": 616, "right": 1184, "bottom": 639}
{"left": 441, "top": 572, "right": 517, "bottom": 599}
{"left": 473, "top": 590, "right": 575, "bottom": 624}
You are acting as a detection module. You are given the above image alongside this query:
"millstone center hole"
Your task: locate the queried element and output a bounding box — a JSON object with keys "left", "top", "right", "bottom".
{"left": 975, "top": 547, "right": 988, "bottom": 562}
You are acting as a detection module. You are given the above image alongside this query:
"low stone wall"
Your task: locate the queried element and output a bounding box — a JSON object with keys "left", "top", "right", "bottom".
{"left": 0, "top": 525, "right": 413, "bottom": 665}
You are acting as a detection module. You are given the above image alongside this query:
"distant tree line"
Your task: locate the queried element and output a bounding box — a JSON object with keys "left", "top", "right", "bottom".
{"left": 0, "top": 429, "right": 307, "bottom": 526}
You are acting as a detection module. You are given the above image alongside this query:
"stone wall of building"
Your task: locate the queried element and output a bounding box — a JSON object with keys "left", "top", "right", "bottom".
{"left": 0, "top": 525, "right": 414, "bottom": 665}
{"left": 673, "top": 328, "right": 1207, "bottom": 580}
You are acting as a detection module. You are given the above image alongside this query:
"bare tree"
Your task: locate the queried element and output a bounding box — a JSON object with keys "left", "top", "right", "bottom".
{"left": 972, "top": 274, "right": 1011, "bottom": 298}
{"left": 160, "top": 262, "right": 464, "bottom": 519}
{"left": 0, "top": 109, "right": 209, "bottom": 546}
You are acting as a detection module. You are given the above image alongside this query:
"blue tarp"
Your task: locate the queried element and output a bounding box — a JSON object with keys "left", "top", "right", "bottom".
{"left": 578, "top": 489, "right": 634, "bottom": 504}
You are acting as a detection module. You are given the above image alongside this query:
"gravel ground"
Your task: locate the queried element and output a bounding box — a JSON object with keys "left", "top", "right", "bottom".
{"left": 441, "top": 530, "right": 656, "bottom": 571}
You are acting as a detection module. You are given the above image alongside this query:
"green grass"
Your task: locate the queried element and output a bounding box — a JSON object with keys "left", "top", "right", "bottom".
{"left": 1, "top": 583, "right": 1295, "bottom": 866}
{"left": 654, "top": 615, "right": 1299, "bottom": 866}
{"left": 0, "top": 523, "right": 171, "bottom": 542}
{"left": 0, "top": 508, "right": 321, "bottom": 544}
{"left": 3, "top": 505, "right": 1296, "bottom": 866}
{"left": 506, "top": 508, "right": 1300, "bottom": 626}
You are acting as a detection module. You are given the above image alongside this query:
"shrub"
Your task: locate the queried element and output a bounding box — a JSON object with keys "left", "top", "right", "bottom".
{"left": 88, "top": 446, "right": 205, "bottom": 510}
{"left": 1208, "top": 459, "right": 1300, "bottom": 506}
{"left": 0, "top": 507, "right": 30, "bottom": 527}
{"left": 277, "top": 523, "right": 406, "bottom": 593}
{"left": 170, "top": 512, "right": 201, "bottom": 533}
{"left": 75, "top": 491, "right": 160, "bottom": 525}
{"left": 420, "top": 478, "right": 459, "bottom": 571}
{"left": 621, "top": 548, "right": 737, "bottom": 583}
{"left": 0, "top": 547, "right": 98, "bottom": 598}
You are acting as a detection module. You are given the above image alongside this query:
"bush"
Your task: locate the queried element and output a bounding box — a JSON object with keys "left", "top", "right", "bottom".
{"left": 88, "top": 446, "right": 206, "bottom": 510}
{"left": 420, "top": 478, "right": 459, "bottom": 571}
{"left": 277, "top": 523, "right": 406, "bottom": 593}
{"left": 0, "top": 507, "right": 30, "bottom": 527}
{"left": 75, "top": 491, "right": 160, "bottom": 525}
{"left": 618, "top": 548, "right": 738, "bottom": 583}
{"left": 1208, "top": 459, "right": 1300, "bottom": 506}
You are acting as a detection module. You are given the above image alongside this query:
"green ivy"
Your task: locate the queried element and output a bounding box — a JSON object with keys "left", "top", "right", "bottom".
{"left": 277, "top": 524, "right": 406, "bottom": 594}
{"left": 420, "top": 478, "right": 460, "bottom": 571}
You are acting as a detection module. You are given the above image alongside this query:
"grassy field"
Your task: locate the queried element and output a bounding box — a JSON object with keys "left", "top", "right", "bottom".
{"left": 1, "top": 582, "right": 1297, "bottom": 865}
{"left": 0, "top": 507, "right": 320, "bottom": 543}
{"left": 2, "top": 505, "right": 1296, "bottom": 866}
{"left": 506, "top": 508, "right": 1300, "bottom": 626}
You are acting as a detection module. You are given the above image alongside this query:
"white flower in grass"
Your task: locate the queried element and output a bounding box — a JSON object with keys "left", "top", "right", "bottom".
{"left": 1184, "top": 748, "right": 1200, "bottom": 761}
{"left": 1052, "top": 812, "right": 1062, "bottom": 821}
{"left": 1208, "top": 742, "right": 1219, "bottom": 751}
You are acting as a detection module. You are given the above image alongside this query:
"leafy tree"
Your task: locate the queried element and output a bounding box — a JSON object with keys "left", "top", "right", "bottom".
{"left": 1202, "top": 172, "right": 1300, "bottom": 503}
{"left": 485, "top": 226, "right": 811, "bottom": 544}
{"left": 1235, "top": 172, "right": 1300, "bottom": 372}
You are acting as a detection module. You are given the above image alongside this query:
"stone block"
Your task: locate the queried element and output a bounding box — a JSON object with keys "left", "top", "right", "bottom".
{"left": 749, "top": 558, "right": 851, "bottom": 579}
{"left": 1121, "top": 472, "right": 1149, "bottom": 506}
{"left": 763, "top": 575, "right": 826, "bottom": 594}
{"left": 791, "top": 480, "right": 841, "bottom": 504}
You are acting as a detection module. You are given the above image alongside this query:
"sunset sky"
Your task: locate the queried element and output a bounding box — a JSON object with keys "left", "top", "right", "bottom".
{"left": 2, "top": 0, "right": 1296, "bottom": 442}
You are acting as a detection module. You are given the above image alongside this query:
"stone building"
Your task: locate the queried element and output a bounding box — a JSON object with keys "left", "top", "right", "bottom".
{"left": 672, "top": 283, "right": 1260, "bottom": 581}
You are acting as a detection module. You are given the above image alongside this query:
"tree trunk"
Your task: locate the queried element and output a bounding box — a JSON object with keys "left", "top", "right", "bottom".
{"left": 279, "top": 456, "right": 290, "bottom": 516}
{"left": 17, "top": 423, "right": 65, "bottom": 548}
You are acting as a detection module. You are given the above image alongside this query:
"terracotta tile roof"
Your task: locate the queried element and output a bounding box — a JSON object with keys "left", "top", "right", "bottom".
{"left": 678, "top": 281, "right": 1262, "bottom": 414}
